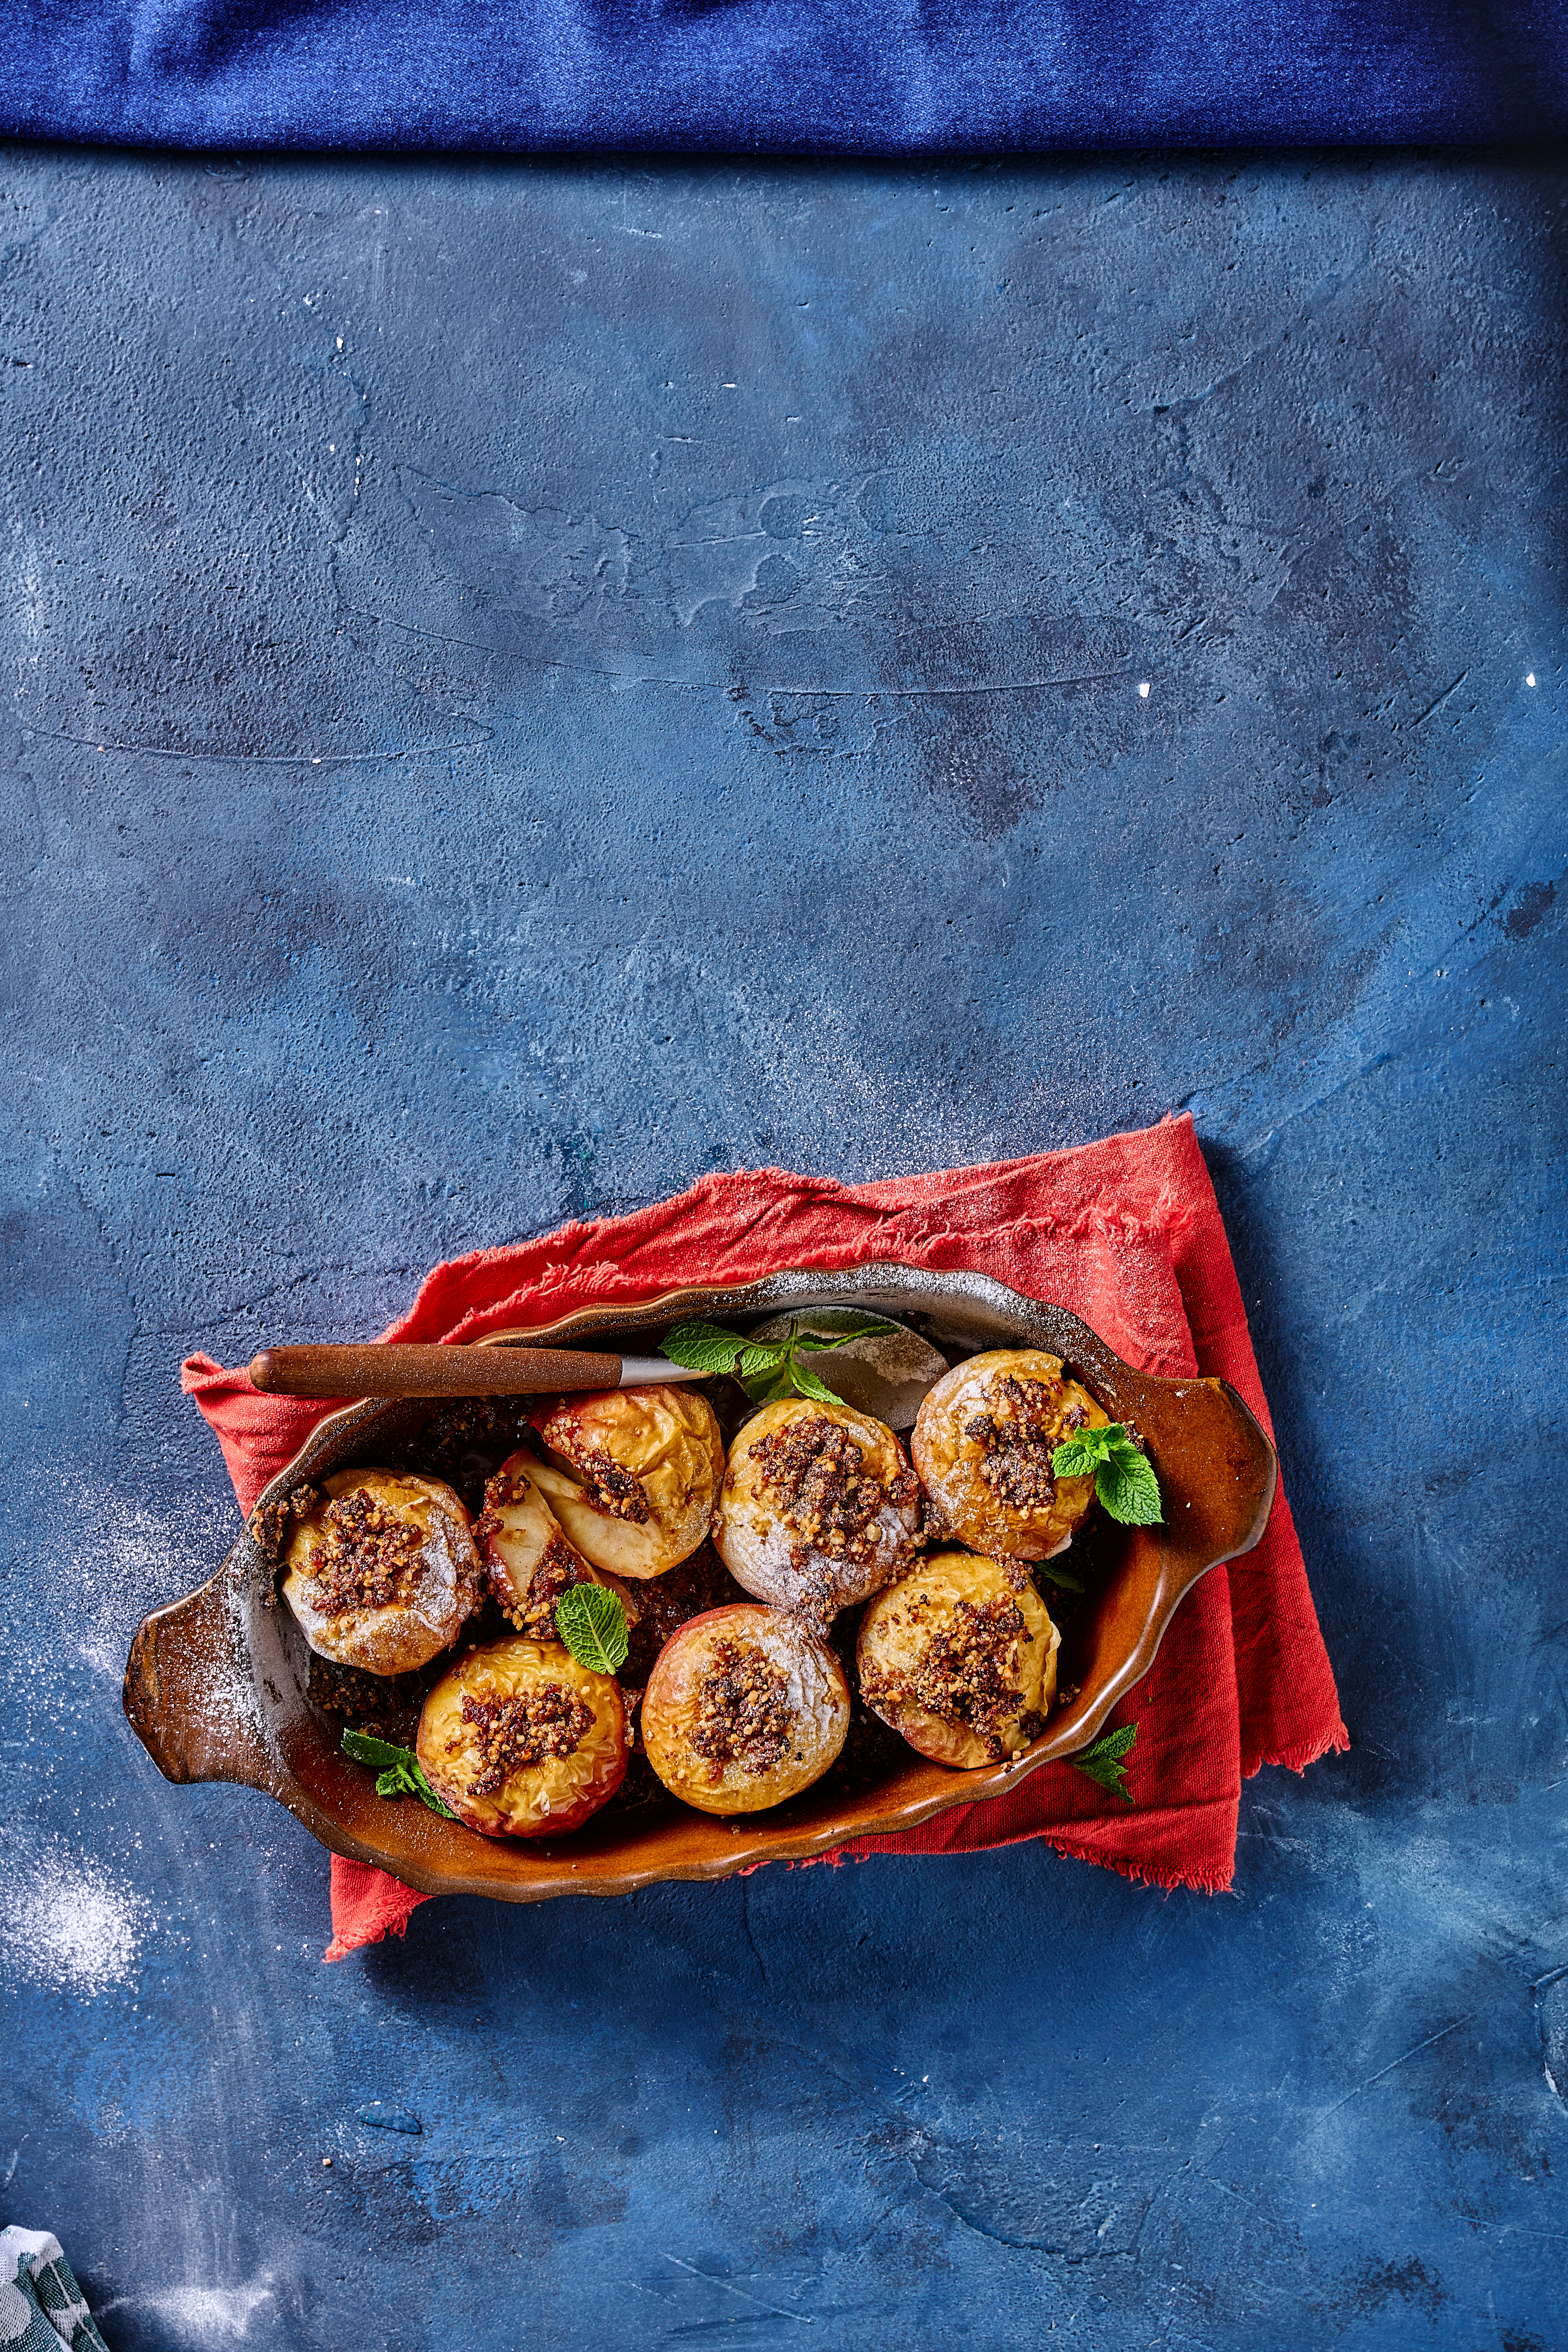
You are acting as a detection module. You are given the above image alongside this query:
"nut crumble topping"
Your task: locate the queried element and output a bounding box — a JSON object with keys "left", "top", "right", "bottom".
{"left": 862, "top": 1594, "right": 1042, "bottom": 1761}
{"left": 571, "top": 1446, "right": 651, "bottom": 1523}
{"left": 454, "top": 1684, "right": 594, "bottom": 1797}
{"left": 514, "top": 1531, "right": 588, "bottom": 1638}
{"left": 750, "top": 1415, "right": 917, "bottom": 1573}
{"left": 963, "top": 1376, "right": 1086, "bottom": 1512}
{"left": 688, "top": 1638, "right": 794, "bottom": 1781}
{"left": 305, "top": 1489, "right": 427, "bottom": 1615}
{"left": 248, "top": 1483, "right": 322, "bottom": 1561}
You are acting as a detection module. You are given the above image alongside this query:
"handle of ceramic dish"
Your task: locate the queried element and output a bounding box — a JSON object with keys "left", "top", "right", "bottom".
{"left": 1038, "top": 1373, "right": 1278, "bottom": 1757}
{"left": 123, "top": 1571, "right": 281, "bottom": 1794}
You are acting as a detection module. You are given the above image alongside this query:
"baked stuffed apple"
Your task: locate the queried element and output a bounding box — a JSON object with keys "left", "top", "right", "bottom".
{"left": 856, "top": 1549, "right": 1059, "bottom": 1766}
{"left": 911, "top": 1349, "right": 1108, "bottom": 1561}
{"left": 475, "top": 1451, "right": 632, "bottom": 1638}
{"left": 641, "top": 1604, "right": 851, "bottom": 1815}
{"left": 532, "top": 1385, "right": 723, "bottom": 1579}
{"left": 712, "top": 1399, "right": 923, "bottom": 1626}
{"left": 416, "top": 1636, "right": 628, "bottom": 1837}
{"left": 281, "top": 1469, "right": 481, "bottom": 1675}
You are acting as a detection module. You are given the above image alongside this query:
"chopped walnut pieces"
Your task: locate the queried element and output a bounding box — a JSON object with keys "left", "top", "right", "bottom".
{"left": 304, "top": 1489, "right": 427, "bottom": 1615}
{"left": 473, "top": 1466, "right": 526, "bottom": 1552}
{"left": 454, "top": 1684, "right": 594, "bottom": 1797}
{"left": 570, "top": 1447, "right": 651, "bottom": 1523}
{"left": 861, "top": 1594, "right": 1036, "bottom": 1762}
{"left": 688, "top": 1638, "right": 793, "bottom": 1780}
{"left": 749, "top": 1414, "right": 913, "bottom": 1574}
{"left": 506, "top": 1532, "right": 587, "bottom": 1639}
{"left": 963, "top": 1375, "right": 1072, "bottom": 1511}
{"left": 248, "top": 1484, "right": 322, "bottom": 1561}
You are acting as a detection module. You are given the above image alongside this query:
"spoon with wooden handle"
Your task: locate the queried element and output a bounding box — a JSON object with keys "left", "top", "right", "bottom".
{"left": 248, "top": 1344, "right": 708, "bottom": 1400}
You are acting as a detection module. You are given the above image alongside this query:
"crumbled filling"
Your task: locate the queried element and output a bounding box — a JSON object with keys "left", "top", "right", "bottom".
{"left": 303, "top": 1490, "right": 426, "bottom": 1614}
{"left": 248, "top": 1484, "right": 322, "bottom": 1561}
{"left": 571, "top": 1446, "right": 651, "bottom": 1523}
{"left": 749, "top": 1415, "right": 917, "bottom": 1576}
{"left": 515, "top": 1533, "right": 588, "bottom": 1638}
{"left": 862, "top": 1594, "right": 1041, "bottom": 1760}
{"left": 472, "top": 1465, "right": 524, "bottom": 1552}
{"left": 963, "top": 1376, "right": 1086, "bottom": 1512}
{"left": 688, "top": 1638, "right": 794, "bottom": 1781}
{"left": 455, "top": 1684, "right": 594, "bottom": 1796}
{"left": 307, "top": 1655, "right": 426, "bottom": 1747}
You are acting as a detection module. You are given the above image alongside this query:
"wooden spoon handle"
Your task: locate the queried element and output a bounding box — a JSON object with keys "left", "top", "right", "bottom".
{"left": 249, "top": 1343, "right": 625, "bottom": 1399}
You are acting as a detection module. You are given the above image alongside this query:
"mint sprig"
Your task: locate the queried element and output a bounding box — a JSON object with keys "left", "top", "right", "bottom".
{"left": 1069, "top": 1723, "right": 1137, "bottom": 1804}
{"left": 555, "top": 1582, "right": 630, "bottom": 1674}
{"left": 660, "top": 1315, "right": 898, "bottom": 1409}
{"left": 341, "top": 1729, "right": 457, "bottom": 1818}
{"left": 1051, "top": 1423, "right": 1162, "bottom": 1526}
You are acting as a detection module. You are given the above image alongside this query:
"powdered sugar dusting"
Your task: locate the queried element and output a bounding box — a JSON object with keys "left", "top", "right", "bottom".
{"left": 53, "top": 1476, "right": 237, "bottom": 1681}
{"left": 1, "top": 1840, "right": 154, "bottom": 1997}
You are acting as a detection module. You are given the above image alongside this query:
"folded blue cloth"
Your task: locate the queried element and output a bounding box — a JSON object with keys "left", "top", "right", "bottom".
{"left": 5, "top": 0, "right": 1564, "bottom": 151}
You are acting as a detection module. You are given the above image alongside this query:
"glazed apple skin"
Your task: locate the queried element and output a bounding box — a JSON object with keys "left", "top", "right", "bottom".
{"left": 476, "top": 1451, "right": 634, "bottom": 1638}
{"left": 281, "top": 1468, "right": 481, "bottom": 1675}
{"left": 712, "top": 1398, "right": 923, "bottom": 1625}
{"left": 642, "top": 1603, "right": 851, "bottom": 1815}
{"left": 856, "top": 1549, "right": 1059, "bottom": 1767}
{"left": 416, "top": 1637, "right": 628, "bottom": 1838}
{"left": 910, "top": 1348, "right": 1108, "bottom": 1562}
{"left": 534, "top": 1384, "right": 723, "bottom": 1578}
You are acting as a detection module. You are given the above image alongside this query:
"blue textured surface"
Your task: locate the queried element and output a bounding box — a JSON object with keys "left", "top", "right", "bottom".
{"left": 1, "top": 146, "right": 1564, "bottom": 2350}
{"left": 5, "top": 1, "right": 1568, "bottom": 150}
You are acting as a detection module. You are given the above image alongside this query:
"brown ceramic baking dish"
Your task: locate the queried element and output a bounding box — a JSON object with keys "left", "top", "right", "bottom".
{"left": 124, "top": 1264, "right": 1276, "bottom": 1900}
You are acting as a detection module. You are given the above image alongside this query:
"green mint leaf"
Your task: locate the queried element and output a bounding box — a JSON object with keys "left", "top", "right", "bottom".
{"left": 1051, "top": 1422, "right": 1126, "bottom": 1478}
{"left": 343, "top": 1729, "right": 456, "bottom": 1817}
{"left": 405, "top": 1763, "right": 458, "bottom": 1817}
{"left": 1070, "top": 1722, "right": 1137, "bottom": 1804}
{"left": 1095, "top": 1445, "right": 1163, "bottom": 1526}
{"left": 659, "top": 1319, "right": 750, "bottom": 1375}
{"left": 341, "top": 1729, "right": 409, "bottom": 1772}
{"left": 786, "top": 1356, "right": 848, "bottom": 1406}
{"left": 1036, "top": 1560, "right": 1084, "bottom": 1593}
{"left": 740, "top": 1362, "right": 791, "bottom": 1403}
{"left": 1052, "top": 1424, "right": 1162, "bottom": 1525}
{"left": 738, "top": 1341, "right": 790, "bottom": 1379}
{"left": 555, "top": 1581, "right": 630, "bottom": 1674}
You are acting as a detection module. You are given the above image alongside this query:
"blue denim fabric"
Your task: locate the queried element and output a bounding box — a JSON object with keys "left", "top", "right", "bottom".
{"left": 5, "top": 0, "right": 1565, "bottom": 151}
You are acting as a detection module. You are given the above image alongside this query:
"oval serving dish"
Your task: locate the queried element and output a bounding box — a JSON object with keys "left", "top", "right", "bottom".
{"left": 123, "top": 1264, "right": 1276, "bottom": 1903}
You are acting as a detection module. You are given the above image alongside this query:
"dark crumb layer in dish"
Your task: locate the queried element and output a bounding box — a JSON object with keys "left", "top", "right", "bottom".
{"left": 410, "top": 1399, "right": 538, "bottom": 1511}
{"left": 860, "top": 1593, "right": 1044, "bottom": 1761}
{"left": 307, "top": 1654, "right": 430, "bottom": 1747}
{"left": 456, "top": 1684, "right": 594, "bottom": 1797}
{"left": 688, "top": 1637, "right": 792, "bottom": 1780}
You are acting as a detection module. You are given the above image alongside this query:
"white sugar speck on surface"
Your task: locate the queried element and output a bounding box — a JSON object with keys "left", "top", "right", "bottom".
{"left": 97, "top": 2281, "right": 276, "bottom": 2342}
{"left": 1, "top": 1840, "right": 155, "bottom": 1998}
{"left": 1526, "top": 672, "right": 1537, "bottom": 686}
{"left": 1138, "top": 680, "right": 1150, "bottom": 697}
{"left": 56, "top": 1477, "right": 235, "bottom": 1683}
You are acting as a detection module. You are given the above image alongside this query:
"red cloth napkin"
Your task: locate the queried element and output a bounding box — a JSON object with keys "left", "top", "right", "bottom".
{"left": 183, "top": 1114, "right": 1346, "bottom": 1960}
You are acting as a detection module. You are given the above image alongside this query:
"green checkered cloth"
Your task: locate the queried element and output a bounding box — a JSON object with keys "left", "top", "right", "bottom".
{"left": 0, "top": 2231, "right": 109, "bottom": 2350}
